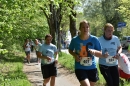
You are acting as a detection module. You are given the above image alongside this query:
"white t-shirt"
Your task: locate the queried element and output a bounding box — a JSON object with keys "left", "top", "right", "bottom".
{"left": 118, "top": 53, "right": 130, "bottom": 74}
{"left": 25, "top": 43, "right": 31, "bottom": 51}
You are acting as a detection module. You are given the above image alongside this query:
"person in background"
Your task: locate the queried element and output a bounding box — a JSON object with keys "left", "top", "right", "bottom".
{"left": 34, "top": 39, "right": 42, "bottom": 63}
{"left": 38, "top": 34, "right": 58, "bottom": 86}
{"left": 118, "top": 53, "right": 130, "bottom": 80}
{"left": 69, "top": 20, "right": 103, "bottom": 86}
{"left": 98, "top": 23, "right": 122, "bottom": 86}
{"left": 23, "top": 39, "right": 31, "bottom": 64}
{"left": 66, "top": 39, "right": 70, "bottom": 49}
{"left": 41, "top": 39, "right": 44, "bottom": 44}
{"left": 30, "top": 39, "right": 34, "bottom": 52}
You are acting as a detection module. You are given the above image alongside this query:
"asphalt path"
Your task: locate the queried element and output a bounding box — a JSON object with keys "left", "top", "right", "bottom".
{"left": 23, "top": 51, "right": 80, "bottom": 86}
{"left": 23, "top": 49, "right": 130, "bottom": 86}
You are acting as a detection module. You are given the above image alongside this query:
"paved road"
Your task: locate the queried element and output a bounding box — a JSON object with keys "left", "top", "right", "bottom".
{"left": 23, "top": 49, "right": 130, "bottom": 86}
{"left": 23, "top": 52, "right": 80, "bottom": 86}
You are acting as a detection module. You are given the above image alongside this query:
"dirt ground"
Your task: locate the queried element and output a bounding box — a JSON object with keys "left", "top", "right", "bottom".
{"left": 23, "top": 52, "right": 80, "bottom": 86}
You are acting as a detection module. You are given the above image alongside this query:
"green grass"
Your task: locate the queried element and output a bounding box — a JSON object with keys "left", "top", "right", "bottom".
{"left": 0, "top": 52, "right": 31, "bottom": 86}
{"left": 59, "top": 52, "right": 130, "bottom": 86}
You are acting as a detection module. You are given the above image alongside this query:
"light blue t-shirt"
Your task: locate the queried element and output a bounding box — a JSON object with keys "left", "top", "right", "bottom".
{"left": 39, "top": 43, "right": 57, "bottom": 64}
{"left": 34, "top": 43, "right": 42, "bottom": 51}
{"left": 69, "top": 35, "right": 101, "bottom": 70}
{"left": 98, "top": 35, "right": 121, "bottom": 66}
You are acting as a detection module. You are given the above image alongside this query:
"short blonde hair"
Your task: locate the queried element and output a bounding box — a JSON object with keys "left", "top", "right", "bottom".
{"left": 104, "top": 23, "right": 115, "bottom": 31}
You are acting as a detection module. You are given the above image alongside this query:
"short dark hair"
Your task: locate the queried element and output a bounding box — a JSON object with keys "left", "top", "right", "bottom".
{"left": 45, "top": 34, "right": 52, "bottom": 40}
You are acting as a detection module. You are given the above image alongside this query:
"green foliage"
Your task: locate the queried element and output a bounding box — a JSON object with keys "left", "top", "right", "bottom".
{"left": 59, "top": 52, "right": 75, "bottom": 71}
{"left": 0, "top": 0, "right": 49, "bottom": 53}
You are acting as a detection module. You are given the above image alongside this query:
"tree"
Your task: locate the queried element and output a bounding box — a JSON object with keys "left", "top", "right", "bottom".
{"left": 101, "top": 0, "right": 123, "bottom": 37}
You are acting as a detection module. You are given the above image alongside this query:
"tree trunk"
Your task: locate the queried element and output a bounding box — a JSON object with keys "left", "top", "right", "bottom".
{"left": 69, "top": 11, "right": 77, "bottom": 38}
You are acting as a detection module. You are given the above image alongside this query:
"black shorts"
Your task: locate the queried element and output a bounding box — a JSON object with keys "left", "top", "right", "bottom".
{"left": 41, "top": 62, "right": 57, "bottom": 79}
{"left": 75, "top": 69, "right": 99, "bottom": 82}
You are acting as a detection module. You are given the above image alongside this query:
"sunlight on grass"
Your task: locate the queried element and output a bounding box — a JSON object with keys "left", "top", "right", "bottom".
{"left": 0, "top": 52, "right": 31, "bottom": 86}
{"left": 59, "top": 52, "right": 130, "bottom": 86}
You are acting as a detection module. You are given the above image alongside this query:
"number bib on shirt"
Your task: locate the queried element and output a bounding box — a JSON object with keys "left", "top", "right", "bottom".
{"left": 106, "top": 56, "right": 117, "bottom": 64}
{"left": 80, "top": 57, "right": 92, "bottom": 66}
{"left": 44, "top": 58, "right": 55, "bottom": 64}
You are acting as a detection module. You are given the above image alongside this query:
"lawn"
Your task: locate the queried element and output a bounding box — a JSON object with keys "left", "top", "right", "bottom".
{"left": 0, "top": 52, "right": 31, "bottom": 86}
{"left": 59, "top": 52, "right": 130, "bottom": 86}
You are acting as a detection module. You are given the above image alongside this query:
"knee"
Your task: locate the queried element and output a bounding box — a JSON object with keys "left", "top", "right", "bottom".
{"left": 44, "top": 77, "right": 50, "bottom": 82}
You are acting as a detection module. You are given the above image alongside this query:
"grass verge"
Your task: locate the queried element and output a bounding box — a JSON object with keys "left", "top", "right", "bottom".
{"left": 0, "top": 52, "right": 31, "bottom": 86}
{"left": 59, "top": 52, "right": 130, "bottom": 86}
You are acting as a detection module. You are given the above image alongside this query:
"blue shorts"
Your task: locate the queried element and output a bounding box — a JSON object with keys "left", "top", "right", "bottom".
{"left": 41, "top": 62, "right": 57, "bottom": 79}
{"left": 75, "top": 68, "right": 99, "bottom": 82}
{"left": 25, "top": 51, "right": 30, "bottom": 55}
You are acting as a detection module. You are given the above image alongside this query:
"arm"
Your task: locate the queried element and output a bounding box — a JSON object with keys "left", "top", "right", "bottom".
{"left": 117, "top": 45, "right": 122, "bottom": 54}
{"left": 113, "top": 45, "right": 122, "bottom": 59}
{"left": 55, "top": 52, "right": 58, "bottom": 64}
{"left": 88, "top": 49, "right": 103, "bottom": 58}
{"left": 69, "top": 49, "right": 80, "bottom": 62}
{"left": 37, "top": 52, "right": 51, "bottom": 61}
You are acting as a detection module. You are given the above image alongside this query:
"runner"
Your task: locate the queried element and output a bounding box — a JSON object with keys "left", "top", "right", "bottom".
{"left": 23, "top": 39, "right": 31, "bottom": 64}
{"left": 98, "top": 23, "right": 122, "bottom": 86}
{"left": 68, "top": 20, "right": 104, "bottom": 86}
{"left": 38, "top": 34, "right": 58, "bottom": 86}
{"left": 34, "top": 39, "right": 42, "bottom": 63}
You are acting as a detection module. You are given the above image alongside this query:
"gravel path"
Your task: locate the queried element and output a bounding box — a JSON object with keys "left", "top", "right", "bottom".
{"left": 23, "top": 52, "right": 80, "bottom": 86}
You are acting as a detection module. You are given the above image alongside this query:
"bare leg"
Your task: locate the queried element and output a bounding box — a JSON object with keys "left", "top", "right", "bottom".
{"left": 80, "top": 79, "right": 90, "bottom": 86}
{"left": 27, "top": 53, "right": 30, "bottom": 63}
{"left": 43, "top": 77, "right": 50, "bottom": 86}
{"left": 50, "top": 76, "right": 55, "bottom": 86}
{"left": 90, "top": 81, "right": 96, "bottom": 86}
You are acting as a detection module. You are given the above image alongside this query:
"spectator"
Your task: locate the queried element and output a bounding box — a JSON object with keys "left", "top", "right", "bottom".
{"left": 118, "top": 53, "right": 130, "bottom": 79}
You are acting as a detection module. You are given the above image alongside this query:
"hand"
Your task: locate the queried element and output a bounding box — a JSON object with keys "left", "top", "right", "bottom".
{"left": 88, "top": 49, "right": 96, "bottom": 55}
{"left": 74, "top": 55, "right": 81, "bottom": 62}
{"left": 113, "top": 53, "right": 120, "bottom": 59}
{"left": 103, "top": 52, "right": 109, "bottom": 58}
{"left": 55, "top": 59, "right": 58, "bottom": 64}
{"left": 46, "top": 56, "right": 52, "bottom": 62}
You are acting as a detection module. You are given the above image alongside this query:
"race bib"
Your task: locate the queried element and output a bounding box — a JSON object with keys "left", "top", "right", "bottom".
{"left": 80, "top": 57, "right": 92, "bottom": 66}
{"left": 44, "top": 58, "right": 55, "bottom": 64}
{"left": 106, "top": 56, "right": 117, "bottom": 64}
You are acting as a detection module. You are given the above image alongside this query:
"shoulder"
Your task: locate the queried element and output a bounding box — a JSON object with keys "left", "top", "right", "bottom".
{"left": 38, "top": 43, "right": 42, "bottom": 46}
{"left": 90, "top": 35, "right": 99, "bottom": 41}
{"left": 98, "top": 36, "right": 103, "bottom": 40}
{"left": 112, "top": 35, "right": 119, "bottom": 39}
{"left": 71, "top": 36, "right": 79, "bottom": 41}
{"left": 112, "top": 35, "right": 120, "bottom": 42}
{"left": 90, "top": 35, "right": 98, "bottom": 39}
{"left": 50, "top": 43, "right": 57, "bottom": 47}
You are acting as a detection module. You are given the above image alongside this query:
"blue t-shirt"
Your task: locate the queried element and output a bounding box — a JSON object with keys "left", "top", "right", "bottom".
{"left": 69, "top": 35, "right": 101, "bottom": 70}
{"left": 98, "top": 35, "right": 121, "bottom": 66}
{"left": 39, "top": 43, "right": 57, "bottom": 64}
